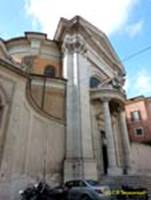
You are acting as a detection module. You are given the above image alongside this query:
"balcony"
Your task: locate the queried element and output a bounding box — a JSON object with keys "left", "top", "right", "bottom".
{"left": 90, "top": 82, "right": 126, "bottom": 104}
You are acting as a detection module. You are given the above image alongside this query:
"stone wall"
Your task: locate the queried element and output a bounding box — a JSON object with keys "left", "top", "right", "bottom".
{"left": 0, "top": 65, "right": 65, "bottom": 200}
{"left": 131, "top": 142, "right": 151, "bottom": 174}
{"left": 30, "top": 83, "right": 65, "bottom": 120}
{"left": 0, "top": 49, "right": 5, "bottom": 58}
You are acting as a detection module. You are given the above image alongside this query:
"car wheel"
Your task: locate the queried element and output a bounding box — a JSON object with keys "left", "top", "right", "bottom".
{"left": 80, "top": 195, "right": 92, "bottom": 200}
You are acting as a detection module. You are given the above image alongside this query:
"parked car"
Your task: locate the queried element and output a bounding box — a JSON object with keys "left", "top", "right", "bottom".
{"left": 63, "top": 179, "right": 111, "bottom": 200}
{"left": 19, "top": 180, "right": 111, "bottom": 200}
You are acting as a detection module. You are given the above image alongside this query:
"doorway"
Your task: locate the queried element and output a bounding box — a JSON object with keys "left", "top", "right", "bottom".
{"left": 102, "top": 144, "right": 108, "bottom": 174}
{"left": 100, "top": 130, "right": 108, "bottom": 174}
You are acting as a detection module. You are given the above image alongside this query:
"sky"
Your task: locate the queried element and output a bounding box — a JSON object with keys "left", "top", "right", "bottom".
{"left": 0, "top": 0, "right": 151, "bottom": 98}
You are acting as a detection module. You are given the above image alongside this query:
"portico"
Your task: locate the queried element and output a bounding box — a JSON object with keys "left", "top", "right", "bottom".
{"left": 91, "top": 86, "right": 132, "bottom": 176}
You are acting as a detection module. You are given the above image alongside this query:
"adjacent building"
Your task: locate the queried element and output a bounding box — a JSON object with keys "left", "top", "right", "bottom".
{"left": 125, "top": 95, "right": 151, "bottom": 143}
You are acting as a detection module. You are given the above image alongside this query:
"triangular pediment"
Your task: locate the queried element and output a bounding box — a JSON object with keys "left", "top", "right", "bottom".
{"left": 78, "top": 17, "right": 119, "bottom": 61}
{"left": 54, "top": 16, "right": 125, "bottom": 75}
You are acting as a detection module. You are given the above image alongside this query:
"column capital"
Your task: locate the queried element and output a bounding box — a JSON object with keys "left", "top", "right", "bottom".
{"left": 101, "top": 97, "right": 111, "bottom": 102}
{"left": 62, "top": 34, "right": 87, "bottom": 54}
{"left": 116, "top": 106, "right": 124, "bottom": 113}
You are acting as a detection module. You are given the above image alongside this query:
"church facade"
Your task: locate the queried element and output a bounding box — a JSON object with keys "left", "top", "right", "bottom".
{"left": 0, "top": 16, "right": 135, "bottom": 198}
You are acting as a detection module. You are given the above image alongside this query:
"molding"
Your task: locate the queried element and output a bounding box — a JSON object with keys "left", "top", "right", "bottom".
{"left": 0, "top": 58, "right": 28, "bottom": 79}
{"left": 54, "top": 16, "right": 125, "bottom": 75}
{"left": 101, "top": 97, "right": 111, "bottom": 102}
{"left": 30, "top": 75, "right": 67, "bottom": 90}
{"left": 90, "top": 88, "right": 126, "bottom": 104}
{"left": 87, "top": 46, "right": 115, "bottom": 77}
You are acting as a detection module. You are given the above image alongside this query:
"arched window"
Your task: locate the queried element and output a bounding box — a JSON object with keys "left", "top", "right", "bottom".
{"left": 90, "top": 77, "right": 101, "bottom": 88}
{"left": 44, "top": 65, "right": 56, "bottom": 77}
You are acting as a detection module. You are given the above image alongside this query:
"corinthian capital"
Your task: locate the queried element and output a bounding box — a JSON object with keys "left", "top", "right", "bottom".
{"left": 62, "top": 34, "right": 87, "bottom": 54}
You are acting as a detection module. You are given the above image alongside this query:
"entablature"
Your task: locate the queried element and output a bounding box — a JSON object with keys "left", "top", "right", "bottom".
{"left": 90, "top": 87, "right": 126, "bottom": 105}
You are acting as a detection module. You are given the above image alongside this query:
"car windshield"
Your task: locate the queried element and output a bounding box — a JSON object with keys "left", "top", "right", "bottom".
{"left": 87, "top": 180, "right": 100, "bottom": 186}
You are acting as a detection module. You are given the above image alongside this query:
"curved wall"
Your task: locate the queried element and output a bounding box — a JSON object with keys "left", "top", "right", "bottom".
{"left": 5, "top": 33, "right": 62, "bottom": 77}
{"left": 0, "top": 62, "right": 65, "bottom": 200}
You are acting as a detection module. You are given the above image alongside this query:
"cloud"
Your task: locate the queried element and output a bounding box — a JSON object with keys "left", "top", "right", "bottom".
{"left": 25, "top": 0, "right": 139, "bottom": 38}
{"left": 125, "top": 20, "right": 144, "bottom": 38}
{"left": 135, "top": 70, "right": 151, "bottom": 95}
{"left": 126, "top": 69, "right": 151, "bottom": 97}
{"left": 124, "top": 78, "right": 130, "bottom": 92}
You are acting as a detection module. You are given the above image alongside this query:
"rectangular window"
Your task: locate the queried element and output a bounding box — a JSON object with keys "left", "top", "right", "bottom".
{"left": 135, "top": 128, "right": 144, "bottom": 136}
{"left": 131, "top": 111, "right": 141, "bottom": 121}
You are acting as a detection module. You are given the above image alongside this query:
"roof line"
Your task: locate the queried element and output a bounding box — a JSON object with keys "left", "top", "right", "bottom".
{"left": 0, "top": 58, "right": 28, "bottom": 78}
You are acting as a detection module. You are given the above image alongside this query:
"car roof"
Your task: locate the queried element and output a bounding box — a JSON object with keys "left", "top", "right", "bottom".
{"left": 64, "top": 179, "right": 99, "bottom": 183}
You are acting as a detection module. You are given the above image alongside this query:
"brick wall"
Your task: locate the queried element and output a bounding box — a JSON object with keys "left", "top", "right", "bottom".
{"left": 32, "top": 57, "right": 62, "bottom": 77}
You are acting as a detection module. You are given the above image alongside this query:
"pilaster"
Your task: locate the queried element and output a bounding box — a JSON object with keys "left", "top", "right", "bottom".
{"left": 62, "top": 34, "right": 97, "bottom": 181}
{"left": 90, "top": 105, "right": 104, "bottom": 177}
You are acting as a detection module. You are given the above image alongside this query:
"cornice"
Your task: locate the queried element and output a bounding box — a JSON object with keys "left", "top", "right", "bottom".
{"left": 78, "top": 25, "right": 124, "bottom": 74}
{"left": 0, "top": 58, "right": 28, "bottom": 78}
{"left": 90, "top": 87, "right": 126, "bottom": 104}
{"left": 54, "top": 16, "right": 125, "bottom": 75}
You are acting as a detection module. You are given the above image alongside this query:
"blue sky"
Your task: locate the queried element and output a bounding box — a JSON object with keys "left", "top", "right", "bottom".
{"left": 0, "top": 0, "right": 151, "bottom": 98}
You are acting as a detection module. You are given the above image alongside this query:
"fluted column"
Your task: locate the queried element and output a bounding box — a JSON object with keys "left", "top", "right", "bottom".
{"left": 102, "top": 98, "right": 122, "bottom": 175}
{"left": 119, "top": 110, "right": 131, "bottom": 172}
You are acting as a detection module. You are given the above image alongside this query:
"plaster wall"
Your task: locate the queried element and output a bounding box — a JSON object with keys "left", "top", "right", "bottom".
{"left": 131, "top": 143, "right": 151, "bottom": 174}
{"left": 125, "top": 100, "right": 151, "bottom": 142}
{"left": 0, "top": 67, "right": 65, "bottom": 200}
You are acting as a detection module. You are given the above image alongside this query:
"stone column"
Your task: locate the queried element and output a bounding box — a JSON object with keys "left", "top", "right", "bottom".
{"left": 102, "top": 98, "right": 122, "bottom": 175}
{"left": 112, "top": 114, "right": 121, "bottom": 168}
{"left": 119, "top": 110, "right": 132, "bottom": 173}
{"left": 62, "top": 34, "right": 97, "bottom": 181}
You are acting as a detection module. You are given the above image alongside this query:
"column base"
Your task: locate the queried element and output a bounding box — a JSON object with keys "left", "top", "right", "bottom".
{"left": 63, "top": 159, "right": 83, "bottom": 182}
{"left": 83, "top": 159, "right": 98, "bottom": 180}
{"left": 126, "top": 167, "right": 137, "bottom": 175}
{"left": 64, "top": 158, "right": 98, "bottom": 182}
{"left": 107, "top": 167, "right": 123, "bottom": 175}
